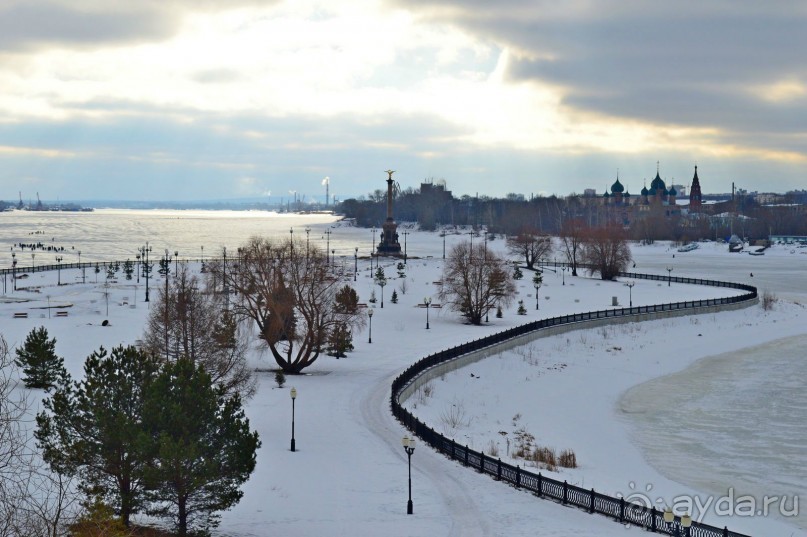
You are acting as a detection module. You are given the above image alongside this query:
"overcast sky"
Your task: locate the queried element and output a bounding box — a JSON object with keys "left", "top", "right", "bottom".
{"left": 1, "top": 0, "right": 806, "bottom": 203}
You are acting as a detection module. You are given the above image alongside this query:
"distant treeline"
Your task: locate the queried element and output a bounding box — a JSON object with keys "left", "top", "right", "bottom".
{"left": 338, "top": 187, "right": 807, "bottom": 242}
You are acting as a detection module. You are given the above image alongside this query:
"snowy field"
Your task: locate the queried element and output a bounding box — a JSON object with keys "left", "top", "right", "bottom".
{"left": 2, "top": 227, "right": 805, "bottom": 537}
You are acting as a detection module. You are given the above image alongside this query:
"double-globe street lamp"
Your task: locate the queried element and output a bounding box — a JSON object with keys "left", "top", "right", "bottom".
{"left": 663, "top": 508, "right": 692, "bottom": 537}
{"left": 402, "top": 435, "right": 416, "bottom": 514}
{"left": 626, "top": 280, "right": 635, "bottom": 308}
{"left": 424, "top": 297, "right": 432, "bottom": 329}
{"left": 666, "top": 266, "right": 673, "bottom": 286}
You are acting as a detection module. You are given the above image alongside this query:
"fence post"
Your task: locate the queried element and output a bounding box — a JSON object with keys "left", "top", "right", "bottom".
{"left": 537, "top": 473, "right": 543, "bottom": 497}
{"left": 619, "top": 497, "right": 625, "bottom": 522}
{"left": 516, "top": 466, "right": 521, "bottom": 488}
{"left": 590, "top": 488, "right": 595, "bottom": 513}
{"left": 479, "top": 452, "right": 485, "bottom": 473}
{"left": 651, "top": 506, "right": 657, "bottom": 531}
{"left": 464, "top": 445, "right": 469, "bottom": 466}
{"left": 723, "top": 527, "right": 729, "bottom": 537}
{"left": 497, "top": 458, "right": 502, "bottom": 480}
{"left": 563, "top": 480, "right": 568, "bottom": 504}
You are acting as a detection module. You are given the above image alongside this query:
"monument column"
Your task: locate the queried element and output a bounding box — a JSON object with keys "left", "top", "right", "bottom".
{"left": 377, "top": 170, "right": 402, "bottom": 256}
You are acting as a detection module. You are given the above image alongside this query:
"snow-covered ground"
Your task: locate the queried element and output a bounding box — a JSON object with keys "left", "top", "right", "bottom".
{"left": 2, "top": 228, "right": 805, "bottom": 537}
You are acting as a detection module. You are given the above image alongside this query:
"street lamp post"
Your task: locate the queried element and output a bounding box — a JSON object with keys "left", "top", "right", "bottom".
{"left": 136, "top": 254, "right": 141, "bottom": 283}
{"left": 174, "top": 251, "right": 178, "bottom": 275}
{"left": 561, "top": 266, "right": 567, "bottom": 285}
{"left": 56, "top": 255, "right": 63, "bottom": 285}
{"left": 626, "top": 281, "right": 635, "bottom": 308}
{"left": 534, "top": 282, "right": 541, "bottom": 310}
{"left": 371, "top": 228, "right": 377, "bottom": 270}
{"left": 368, "top": 307, "right": 374, "bottom": 343}
{"left": 402, "top": 435, "right": 416, "bottom": 514}
{"left": 305, "top": 227, "right": 311, "bottom": 256}
{"left": 354, "top": 247, "right": 358, "bottom": 282}
{"left": 424, "top": 297, "right": 431, "bottom": 329}
{"left": 78, "top": 250, "right": 85, "bottom": 284}
{"left": 31, "top": 252, "right": 35, "bottom": 270}
{"left": 325, "top": 228, "right": 332, "bottom": 266}
{"left": 663, "top": 508, "right": 692, "bottom": 537}
{"left": 290, "top": 387, "right": 298, "bottom": 452}
{"left": 441, "top": 231, "right": 446, "bottom": 259}
{"left": 144, "top": 243, "right": 152, "bottom": 302}
{"left": 11, "top": 253, "right": 17, "bottom": 291}
{"left": 483, "top": 230, "right": 488, "bottom": 260}
{"left": 378, "top": 279, "right": 386, "bottom": 308}
{"left": 402, "top": 230, "right": 409, "bottom": 264}
{"left": 666, "top": 266, "right": 673, "bottom": 286}
{"left": 681, "top": 513, "right": 692, "bottom": 537}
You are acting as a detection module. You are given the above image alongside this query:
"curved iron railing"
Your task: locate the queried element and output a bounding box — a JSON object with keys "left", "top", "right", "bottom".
{"left": 391, "top": 270, "right": 756, "bottom": 537}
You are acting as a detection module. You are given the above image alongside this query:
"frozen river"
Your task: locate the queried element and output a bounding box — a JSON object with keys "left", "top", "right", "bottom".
{"left": 624, "top": 242, "right": 806, "bottom": 532}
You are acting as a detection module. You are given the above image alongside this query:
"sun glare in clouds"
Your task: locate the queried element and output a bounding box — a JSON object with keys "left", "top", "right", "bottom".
{"left": 0, "top": 0, "right": 759, "bottom": 160}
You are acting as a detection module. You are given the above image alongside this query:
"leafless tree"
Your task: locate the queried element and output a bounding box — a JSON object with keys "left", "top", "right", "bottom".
{"left": 559, "top": 218, "right": 586, "bottom": 276}
{"left": 438, "top": 242, "right": 516, "bottom": 325}
{"left": 506, "top": 227, "right": 553, "bottom": 269}
{"left": 581, "top": 224, "right": 633, "bottom": 280}
{"left": 1, "top": 337, "right": 77, "bottom": 537}
{"left": 144, "top": 264, "right": 256, "bottom": 399}
{"left": 220, "top": 236, "right": 366, "bottom": 374}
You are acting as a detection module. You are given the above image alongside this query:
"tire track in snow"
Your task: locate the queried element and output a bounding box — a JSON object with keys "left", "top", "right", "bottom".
{"left": 357, "top": 369, "right": 492, "bottom": 537}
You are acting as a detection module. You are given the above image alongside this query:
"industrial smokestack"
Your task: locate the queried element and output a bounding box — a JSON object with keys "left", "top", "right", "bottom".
{"left": 322, "top": 176, "right": 330, "bottom": 206}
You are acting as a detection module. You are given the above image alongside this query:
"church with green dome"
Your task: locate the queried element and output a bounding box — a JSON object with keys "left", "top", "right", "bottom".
{"left": 600, "top": 164, "right": 704, "bottom": 226}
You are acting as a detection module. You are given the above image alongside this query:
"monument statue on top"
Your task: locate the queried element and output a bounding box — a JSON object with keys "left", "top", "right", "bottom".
{"left": 377, "top": 170, "right": 402, "bottom": 256}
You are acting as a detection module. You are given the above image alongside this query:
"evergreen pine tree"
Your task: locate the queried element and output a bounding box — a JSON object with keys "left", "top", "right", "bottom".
{"left": 517, "top": 300, "right": 527, "bottom": 315}
{"left": 142, "top": 358, "right": 260, "bottom": 536}
{"left": 513, "top": 265, "right": 523, "bottom": 280}
{"left": 36, "top": 345, "right": 161, "bottom": 527}
{"left": 327, "top": 322, "right": 354, "bottom": 358}
{"left": 496, "top": 305, "right": 503, "bottom": 318}
{"left": 15, "top": 326, "right": 66, "bottom": 390}
{"left": 275, "top": 370, "right": 286, "bottom": 388}
{"left": 390, "top": 290, "right": 398, "bottom": 304}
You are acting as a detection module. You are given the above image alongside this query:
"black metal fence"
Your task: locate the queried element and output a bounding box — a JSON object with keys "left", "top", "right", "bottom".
{"left": 391, "top": 271, "right": 756, "bottom": 537}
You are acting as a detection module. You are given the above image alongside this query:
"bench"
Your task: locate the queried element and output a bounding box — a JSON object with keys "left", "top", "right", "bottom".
{"left": 13, "top": 312, "right": 28, "bottom": 319}
{"left": 55, "top": 311, "right": 68, "bottom": 317}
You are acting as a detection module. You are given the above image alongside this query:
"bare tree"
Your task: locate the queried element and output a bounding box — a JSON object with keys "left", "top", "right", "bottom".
{"left": 559, "top": 218, "right": 586, "bottom": 276}
{"left": 506, "top": 227, "right": 553, "bottom": 270}
{"left": 144, "top": 264, "right": 256, "bottom": 400}
{"left": 1, "top": 337, "right": 77, "bottom": 537}
{"left": 438, "top": 242, "right": 516, "bottom": 325}
{"left": 221, "top": 236, "right": 365, "bottom": 374}
{"left": 581, "top": 224, "right": 633, "bottom": 280}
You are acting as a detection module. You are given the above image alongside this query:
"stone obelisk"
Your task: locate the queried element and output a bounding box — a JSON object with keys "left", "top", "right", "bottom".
{"left": 377, "top": 170, "right": 402, "bottom": 255}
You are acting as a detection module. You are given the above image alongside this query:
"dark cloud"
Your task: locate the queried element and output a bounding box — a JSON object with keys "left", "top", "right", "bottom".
{"left": 389, "top": 0, "right": 807, "bottom": 158}
{"left": 0, "top": 2, "right": 178, "bottom": 50}
{"left": 0, "top": 0, "right": 280, "bottom": 51}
